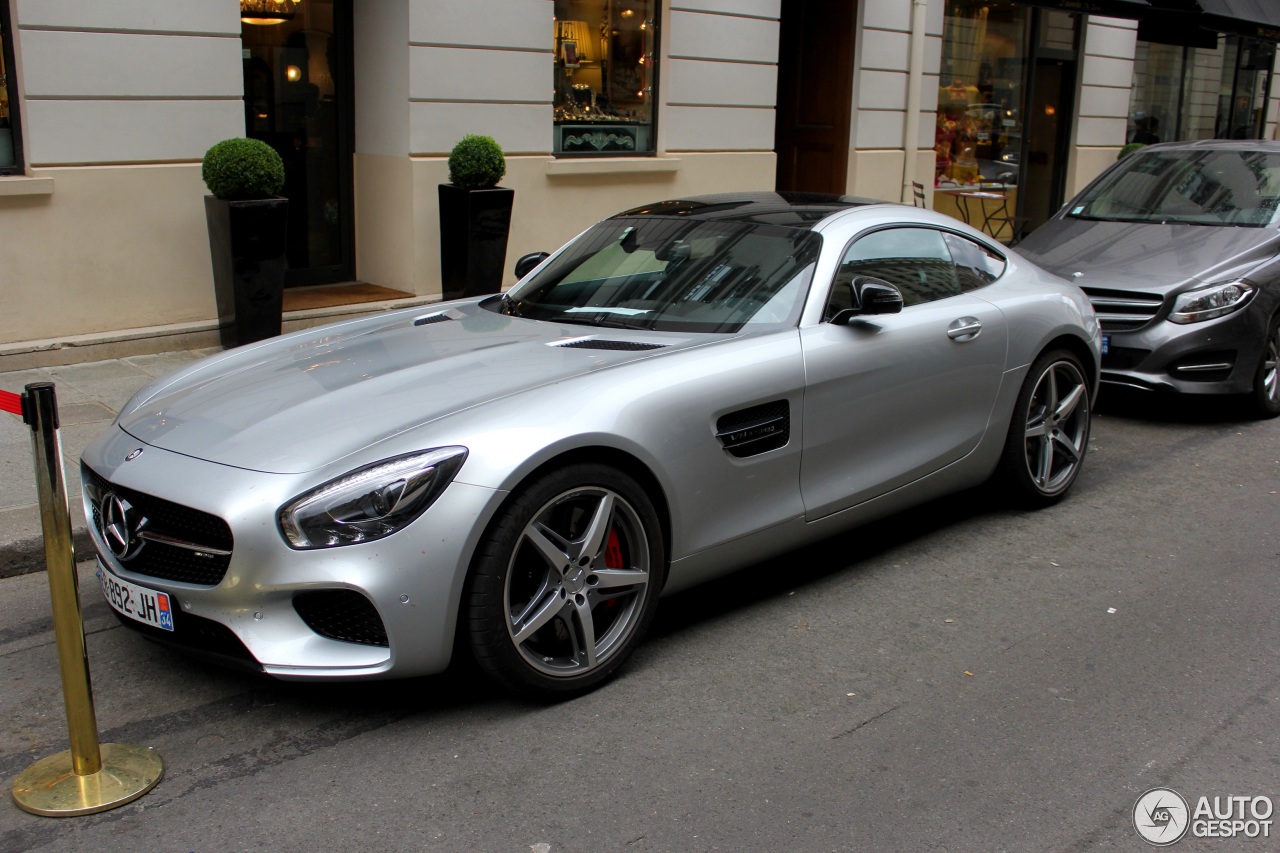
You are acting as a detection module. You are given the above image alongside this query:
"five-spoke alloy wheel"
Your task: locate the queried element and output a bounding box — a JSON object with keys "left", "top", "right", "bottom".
{"left": 999, "top": 349, "right": 1092, "bottom": 507}
{"left": 1251, "top": 311, "right": 1280, "bottom": 419}
{"left": 466, "top": 463, "right": 664, "bottom": 697}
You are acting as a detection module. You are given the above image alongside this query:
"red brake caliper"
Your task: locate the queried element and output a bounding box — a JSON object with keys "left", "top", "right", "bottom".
{"left": 604, "top": 529, "right": 624, "bottom": 608}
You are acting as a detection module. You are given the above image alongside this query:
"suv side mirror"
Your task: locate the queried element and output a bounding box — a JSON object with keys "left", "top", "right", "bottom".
{"left": 831, "top": 276, "right": 904, "bottom": 325}
{"left": 514, "top": 251, "right": 550, "bottom": 280}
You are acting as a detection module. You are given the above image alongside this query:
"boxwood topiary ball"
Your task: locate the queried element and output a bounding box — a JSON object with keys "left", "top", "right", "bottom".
{"left": 1117, "top": 142, "right": 1146, "bottom": 160}
{"left": 448, "top": 134, "right": 506, "bottom": 189}
{"left": 202, "top": 138, "right": 286, "bottom": 200}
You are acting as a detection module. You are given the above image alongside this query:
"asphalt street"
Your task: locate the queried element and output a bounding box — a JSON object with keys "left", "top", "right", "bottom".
{"left": 1, "top": 391, "right": 1277, "bottom": 852}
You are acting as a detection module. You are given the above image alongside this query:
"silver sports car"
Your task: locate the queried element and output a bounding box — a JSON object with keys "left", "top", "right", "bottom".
{"left": 82, "top": 193, "right": 1099, "bottom": 697}
{"left": 1017, "top": 140, "right": 1280, "bottom": 418}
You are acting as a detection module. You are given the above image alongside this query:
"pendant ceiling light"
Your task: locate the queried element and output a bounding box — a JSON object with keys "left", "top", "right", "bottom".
{"left": 241, "top": 0, "right": 300, "bottom": 26}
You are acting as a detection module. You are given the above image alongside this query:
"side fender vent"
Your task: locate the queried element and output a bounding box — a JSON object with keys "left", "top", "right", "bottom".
{"left": 551, "top": 339, "right": 665, "bottom": 351}
{"left": 716, "top": 401, "right": 790, "bottom": 458}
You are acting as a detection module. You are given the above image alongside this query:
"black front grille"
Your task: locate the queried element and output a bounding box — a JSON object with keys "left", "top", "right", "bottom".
{"left": 1102, "top": 346, "right": 1151, "bottom": 370}
{"left": 294, "top": 590, "right": 389, "bottom": 647}
{"left": 716, "top": 401, "right": 790, "bottom": 458}
{"left": 1082, "top": 287, "right": 1164, "bottom": 331}
{"left": 553, "top": 339, "right": 665, "bottom": 351}
{"left": 110, "top": 608, "right": 262, "bottom": 672}
{"left": 83, "top": 464, "right": 234, "bottom": 586}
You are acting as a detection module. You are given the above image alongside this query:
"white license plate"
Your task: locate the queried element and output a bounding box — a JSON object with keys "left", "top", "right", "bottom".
{"left": 97, "top": 561, "right": 174, "bottom": 632}
{"left": 1101, "top": 334, "right": 1110, "bottom": 355}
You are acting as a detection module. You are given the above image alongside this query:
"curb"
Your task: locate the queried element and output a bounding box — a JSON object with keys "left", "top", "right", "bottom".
{"left": 0, "top": 526, "right": 95, "bottom": 580}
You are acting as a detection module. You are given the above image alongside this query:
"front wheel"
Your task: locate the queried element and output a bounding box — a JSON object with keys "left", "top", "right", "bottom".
{"left": 996, "top": 349, "right": 1092, "bottom": 508}
{"left": 1248, "top": 311, "right": 1280, "bottom": 419}
{"left": 465, "top": 463, "right": 664, "bottom": 698}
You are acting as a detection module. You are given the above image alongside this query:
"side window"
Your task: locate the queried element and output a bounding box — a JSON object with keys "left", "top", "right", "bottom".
{"left": 827, "top": 227, "right": 960, "bottom": 318}
{"left": 942, "top": 232, "right": 1006, "bottom": 292}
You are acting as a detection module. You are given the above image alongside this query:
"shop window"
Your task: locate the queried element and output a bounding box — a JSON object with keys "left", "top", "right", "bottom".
{"left": 1128, "top": 34, "right": 1276, "bottom": 143}
{"left": 935, "top": 1, "right": 1028, "bottom": 190}
{"left": 553, "top": 0, "right": 657, "bottom": 156}
{"left": 0, "top": 4, "right": 21, "bottom": 173}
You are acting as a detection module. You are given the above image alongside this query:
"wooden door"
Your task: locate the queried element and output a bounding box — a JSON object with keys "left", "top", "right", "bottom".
{"left": 774, "top": 0, "right": 856, "bottom": 194}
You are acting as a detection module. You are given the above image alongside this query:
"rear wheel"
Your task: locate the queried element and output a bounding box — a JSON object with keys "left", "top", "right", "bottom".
{"left": 1248, "top": 311, "right": 1280, "bottom": 419}
{"left": 997, "top": 349, "right": 1091, "bottom": 508}
{"left": 465, "top": 463, "right": 663, "bottom": 698}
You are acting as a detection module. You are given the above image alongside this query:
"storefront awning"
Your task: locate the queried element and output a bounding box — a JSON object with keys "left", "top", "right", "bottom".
{"left": 1195, "top": 0, "right": 1280, "bottom": 40}
{"left": 1016, "top": 0, "right": 1151, "bottom": 20}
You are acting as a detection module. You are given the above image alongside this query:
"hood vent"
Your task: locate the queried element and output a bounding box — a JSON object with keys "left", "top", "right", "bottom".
{"left": 551, "top": 338, "right": 666, "bottom": 351}
{"left": 413, "top": 308, "right": 465, "bottom": 327}
{"left": 716, "top": 401, "right": 790, "bottom": 458}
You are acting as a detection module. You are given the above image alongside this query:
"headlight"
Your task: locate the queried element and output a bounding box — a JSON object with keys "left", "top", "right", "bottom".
{"left": 1168, "top": 280, "right": 1256, "bottom": 324}
{"left": 279, "top": 447, "right": 467, "bottom": 549}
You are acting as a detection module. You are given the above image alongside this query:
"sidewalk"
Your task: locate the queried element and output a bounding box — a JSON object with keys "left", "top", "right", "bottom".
{"left": 0, "top": 347, "right": 221, "bottom": 578}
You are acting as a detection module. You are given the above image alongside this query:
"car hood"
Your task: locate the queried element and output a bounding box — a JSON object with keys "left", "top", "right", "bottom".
{"left": 1016, "top": 218, "right": 1280, "bottom": 293}
{"left": 117, "top": 303, "right": 701, "bottom": 474}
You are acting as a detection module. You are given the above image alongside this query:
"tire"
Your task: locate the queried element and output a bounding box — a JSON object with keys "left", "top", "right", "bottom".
{"left": 1248, "top": 311, "right": 1280, "bottom": 419}
{"left": 465, "top": 463, "right": 664, "bottom": 698}
{"left": 997, "top": 349, "right": 1092, "bottom": 508}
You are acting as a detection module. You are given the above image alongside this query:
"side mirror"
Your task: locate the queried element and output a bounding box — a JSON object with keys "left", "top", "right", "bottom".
{"left": 831, "top": 276, "right": 904, "bottom": 325}
{"left": 514, "top": 251, "right": 550, "bottom": 279}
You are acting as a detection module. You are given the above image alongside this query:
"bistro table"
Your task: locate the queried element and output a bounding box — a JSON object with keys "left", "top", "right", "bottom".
{"left": 935, "top": 184, "right": 1012, "bottom": 239}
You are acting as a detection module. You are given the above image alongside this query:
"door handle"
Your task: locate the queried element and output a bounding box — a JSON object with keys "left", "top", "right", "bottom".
{"left": 947, "top": 317, "right": 982, "bottom": 341}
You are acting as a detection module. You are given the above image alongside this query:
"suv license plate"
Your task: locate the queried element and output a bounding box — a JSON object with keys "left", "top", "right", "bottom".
{"left": 97, "top": 561, "right": 174, "bottom": 632}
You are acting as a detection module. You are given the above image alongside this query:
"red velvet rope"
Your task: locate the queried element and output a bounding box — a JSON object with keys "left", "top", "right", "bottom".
{"left": 0, "top": 389, "right": 22, "bottom": 417}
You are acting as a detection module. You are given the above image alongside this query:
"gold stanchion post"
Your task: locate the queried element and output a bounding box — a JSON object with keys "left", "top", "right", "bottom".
{"left": 9, "top": 382, "right": 164, "bottom": 817}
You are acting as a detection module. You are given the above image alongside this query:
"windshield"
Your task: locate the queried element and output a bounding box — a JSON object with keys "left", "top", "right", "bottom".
{"left": 1067, "top": 149, "right": 1280, "bottom": 227}
{"left": 491, "top": 217, "right": 821, "bottom": 333}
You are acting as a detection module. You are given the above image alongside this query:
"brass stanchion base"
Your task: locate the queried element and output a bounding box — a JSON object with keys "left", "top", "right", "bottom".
{"left": 11, "top": 743, "right": 163, "bottom": 817}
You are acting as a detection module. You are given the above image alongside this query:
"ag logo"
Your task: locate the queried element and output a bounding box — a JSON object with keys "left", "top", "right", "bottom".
{"left": 1134, "top": 787, "right": 1190, "bottom": 845}
{"left": 100, "top": 492, "right": 148, "bottom": 561}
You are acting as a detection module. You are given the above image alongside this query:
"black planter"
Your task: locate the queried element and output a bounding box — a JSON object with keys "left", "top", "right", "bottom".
{"left": 438, "top": 184, "right": 515, "bottom": 301}
{"left": 204, "top": 196, "right": 288, "bottom": 348}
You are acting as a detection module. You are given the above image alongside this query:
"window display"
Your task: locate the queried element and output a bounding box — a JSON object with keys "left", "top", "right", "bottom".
{"left": 934, "top": 1, "right": 1026, "bottom": 190}
{"left": 0, "top": 6, "right": 20, "bottom": 172}
{"left": 553, "top": 0, "right": 657, "bottom": 156}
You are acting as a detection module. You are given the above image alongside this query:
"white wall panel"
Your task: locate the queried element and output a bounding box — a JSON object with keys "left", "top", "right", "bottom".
{"left": 862, "top": 0, "right": 910, "bottom": 34}
{"left": 15, "top": 0, "right": 238, "bottom": 35}
{"left": 671, "top": 0, "right": 780, "bottom": 19}
{"left": 409, "top": 0, "right": 548, "bottom": 50}
{"left": 1078, "top": 85, "right": 1130, "bottom": 118}
{"left": 25, "top": 100, "right": 244, "bottom": 164}
{"left": 410, "top": 102, "right": 549, "bottom": 154}
{"left": 667, "top": 10, "right": 777, "bottom": 64}
{"left": 854, "top": 110, "right": 905, "bottom": 149}
{"left": 1082, "top": 55, "right": 1133, "bottom": 88}
{"left": 857, "top": 70, "right": 908, "bottom": 111}
{"left": 1085, "top": 21, "right": 1138, "bottom": 59}
{"left": 860, "top": 29, "right": 910, "bottom": 73}
{"left": 663, "top": 105, "right": 775, "bottom": 150}
{"left": 21, "top": 31, "right": 242, "bottom": 98}
{"left": 665, "top": 58, "right": 775, "bottom": 107}
{"left": 410, "top": 46, "right": 549, "bottom": 102}
{"left": 1075, "top": 115, "right": 1128, "bottom": 147}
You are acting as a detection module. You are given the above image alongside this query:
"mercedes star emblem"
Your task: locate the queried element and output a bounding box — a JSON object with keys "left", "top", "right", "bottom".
{"left": 100, "top": 492, "right": 148, "bottom": 561}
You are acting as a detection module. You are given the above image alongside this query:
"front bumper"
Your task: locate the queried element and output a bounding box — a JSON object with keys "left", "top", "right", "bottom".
{"left": 1098, "top": 301, "right": 1271, "bottom": 395}
{"left": 82, "top": 427, "right": 504, "bottom": 680}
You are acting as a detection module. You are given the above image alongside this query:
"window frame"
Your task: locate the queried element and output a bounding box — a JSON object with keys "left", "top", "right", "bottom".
{"left": 552, "top": 0, "right": 661, "bottom": 159}
{"left": 0, "top": 0, "right": 23, "bottom": 175}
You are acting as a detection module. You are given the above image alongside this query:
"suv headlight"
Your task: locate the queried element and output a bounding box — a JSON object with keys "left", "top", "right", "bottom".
{"left": 1168, "top": 280, "right": 1256, "bottom": 324}
{"left": 279, "top": 447, "right": 467, "bottom": 549}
